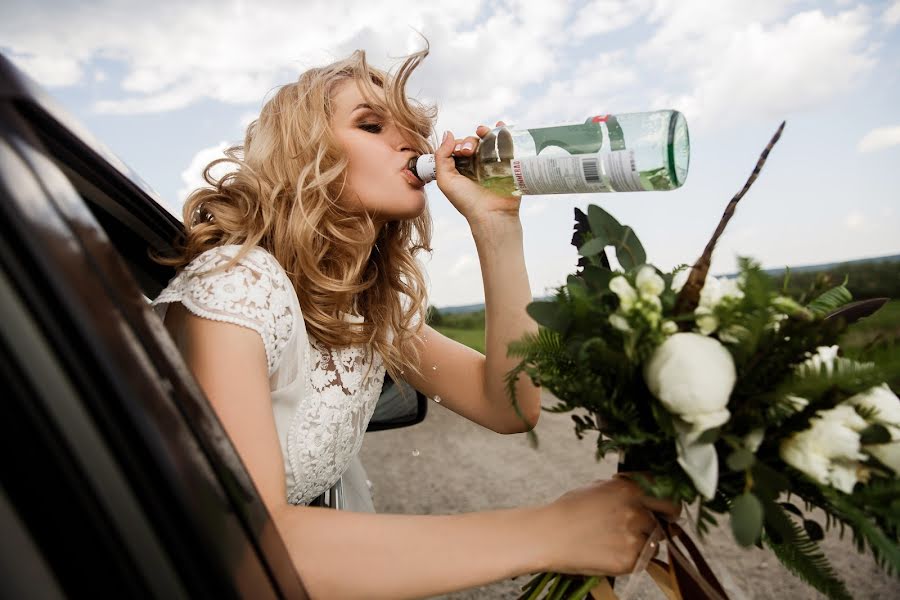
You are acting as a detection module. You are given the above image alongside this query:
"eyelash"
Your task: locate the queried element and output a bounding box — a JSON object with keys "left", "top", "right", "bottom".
{"left": 359, "top": 123, "right": 383, "bottom": 134}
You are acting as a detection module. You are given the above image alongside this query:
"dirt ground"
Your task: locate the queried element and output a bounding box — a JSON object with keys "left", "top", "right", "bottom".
{"left": 359, "top": 391, "right": 899, "bottom": 600}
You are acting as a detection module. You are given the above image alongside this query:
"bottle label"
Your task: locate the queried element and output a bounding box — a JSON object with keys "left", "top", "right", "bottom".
{"left": 512, "top": 150, "right": 643, "bottom": 194}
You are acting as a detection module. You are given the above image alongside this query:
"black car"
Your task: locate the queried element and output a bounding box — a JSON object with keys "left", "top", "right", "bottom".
{"left": 0, "top": 53, "right": 426, "bottom": 599}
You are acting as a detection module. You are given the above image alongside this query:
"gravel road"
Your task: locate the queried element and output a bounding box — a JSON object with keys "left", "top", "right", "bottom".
{"left": 359, "top": 391, "right": 898, "bottom": 599}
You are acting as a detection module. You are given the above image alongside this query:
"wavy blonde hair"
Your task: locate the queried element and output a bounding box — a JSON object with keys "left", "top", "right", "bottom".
{"left": 154, "top": 46, "right": 436, "bottom": 381}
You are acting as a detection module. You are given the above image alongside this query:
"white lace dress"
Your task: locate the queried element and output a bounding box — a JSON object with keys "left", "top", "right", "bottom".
{"left": 151, "top": 244, "right": 385, "bottom": 512}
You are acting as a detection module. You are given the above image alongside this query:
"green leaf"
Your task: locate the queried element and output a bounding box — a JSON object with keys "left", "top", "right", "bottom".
{"left": 586, "top": 204, "right": 621, "bottom": 246}
{"left": 751, "top": 462, "right": 790, "bottom": 500}
{"left": 803, "top": 520, "right": 825, "bottom": 542}
{"left": 762, "top": 500, "right": 853, "bottom": 599}
{"left": 526, "top": 301, "right": 570, "bottom": 333}
{"left": 611, "top": 226, "right": 647, "bottom": 270}
{"left": 860, "top": 423, "right": 892, "bottom": 445}
{"left": 578, "top": 237, "right": 607, "bottom": 257}
{"left": 727, "top": 448, "right": 756, "bottom": 471}
{"left": 580, "top": 265, "right": 614, "bottom": 290}
{"left": 566, "top": 275, "right": 588, "bottom": 299}
{"left": 731, "top": 492, "right": 764, "bottom": 547}
{"left": 779, "top": 502, "right": 803, "bottom": 517}
{"left": 806, "top": 284, "right": 852, "bottom": 318}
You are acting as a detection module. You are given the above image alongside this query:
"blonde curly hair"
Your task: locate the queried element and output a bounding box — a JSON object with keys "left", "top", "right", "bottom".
{"left": 154, "top": 45, "right": 436, "bottom": 381}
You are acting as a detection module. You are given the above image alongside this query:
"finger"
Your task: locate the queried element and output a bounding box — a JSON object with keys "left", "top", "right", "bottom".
{"left": 434, "top": 130, "right": 458, "bottom": 177}
{"left": 496, "top": 120, "right": 506, "bottom": 127}
{"left": 452, "top": 135, "right": 481, "bottom": 156}
{"left": 475, "top": 125, "right": 491, "bottom": 137}
{"left": 639, "top": 496, "right": 681, "bottom": 521}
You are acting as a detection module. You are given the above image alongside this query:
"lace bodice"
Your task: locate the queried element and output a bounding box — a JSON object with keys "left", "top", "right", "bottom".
{"left": 152, "top": 244, "right": 385, "bottom": 506}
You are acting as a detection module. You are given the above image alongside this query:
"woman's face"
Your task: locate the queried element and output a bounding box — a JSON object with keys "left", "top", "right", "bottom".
{"left": 330, "top": 79, "right": 427, "bottom": 222}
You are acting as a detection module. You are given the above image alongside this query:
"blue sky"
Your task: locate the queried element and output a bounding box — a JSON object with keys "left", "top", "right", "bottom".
{"left": 2, "top": 0, "right": 899, "bottom": 308}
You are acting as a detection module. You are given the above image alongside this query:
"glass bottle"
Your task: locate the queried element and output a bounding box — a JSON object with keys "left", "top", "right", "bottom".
{"left": 409, "top": 110, "right": 689, "bottom": 195}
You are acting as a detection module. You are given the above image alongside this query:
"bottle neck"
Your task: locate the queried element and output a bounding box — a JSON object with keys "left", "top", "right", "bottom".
{"left": 409, "top": 154, "right": 437, "bottom": 184}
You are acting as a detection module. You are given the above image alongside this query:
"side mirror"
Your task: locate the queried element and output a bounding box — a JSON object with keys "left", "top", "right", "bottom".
{"left": 367, "top": 373, "right": 427, "bottom": 431}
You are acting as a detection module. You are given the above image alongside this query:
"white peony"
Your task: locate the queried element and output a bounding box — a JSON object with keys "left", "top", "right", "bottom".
{"left": 866, "top": 442, "right": 900, "bottom": 474}
{"left": 644, "top": 333, "right": 737, "bottom": 498}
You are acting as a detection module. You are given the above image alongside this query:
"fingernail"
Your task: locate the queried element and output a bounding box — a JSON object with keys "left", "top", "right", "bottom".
{"left": 462, "top": 141, "right": 474, "bottom": 151}
{"left": 454, "top": 143, "right": 462, "bottom": 152}
{"left": 442, "top": 130, "right": 451, "bottom": 142}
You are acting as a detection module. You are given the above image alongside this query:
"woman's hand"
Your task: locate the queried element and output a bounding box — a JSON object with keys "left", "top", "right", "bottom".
{"left": 434, "top": 122, "right": 521, "bottom": 228}
{"left": 539, "top": 478, "right": 681, "bottom": 576}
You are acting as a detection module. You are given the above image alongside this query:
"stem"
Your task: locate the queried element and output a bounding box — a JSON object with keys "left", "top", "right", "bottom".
{"left": 547, "top": 575, "right": 575, "bottom": 600}
{"left": 525, "top": 572, "right": 555, "bottom": 600}
{"left": 569, "top": 576, "right": 600, "bottom": 600}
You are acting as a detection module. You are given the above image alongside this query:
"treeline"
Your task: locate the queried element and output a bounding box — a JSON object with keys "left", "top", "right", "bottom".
{"left": 427, "top": 259, "right": 900, "bottom": 327}
{"left": 778, "top": 259, "right": 900, "bottom": 301}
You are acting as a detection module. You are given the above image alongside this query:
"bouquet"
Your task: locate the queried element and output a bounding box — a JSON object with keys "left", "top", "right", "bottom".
{"left": 508, "top": 123, "right": 900, "bottom": 600}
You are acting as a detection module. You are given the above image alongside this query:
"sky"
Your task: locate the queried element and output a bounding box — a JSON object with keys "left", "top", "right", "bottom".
{"left": 2, "top": 0, "right": 898, "bottom": 308}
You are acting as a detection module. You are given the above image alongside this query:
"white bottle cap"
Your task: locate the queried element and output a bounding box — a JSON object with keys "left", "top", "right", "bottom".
{"left": 413, "top": 154, "right": 436, "bottom": 184}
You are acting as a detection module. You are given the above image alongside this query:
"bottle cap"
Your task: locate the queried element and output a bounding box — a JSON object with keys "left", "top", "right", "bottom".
{"left": 409, "top": 154, "right": 436, "bottom": 184}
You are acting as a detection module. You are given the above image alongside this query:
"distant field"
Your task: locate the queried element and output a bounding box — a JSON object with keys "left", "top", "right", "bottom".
{"left": 434, "top": 326, "right": 485, "bottom": 354}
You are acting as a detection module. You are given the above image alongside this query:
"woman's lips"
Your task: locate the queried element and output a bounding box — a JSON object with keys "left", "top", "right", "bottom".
{"left": 402, "top": 168, "right": 426, "bottom": 189}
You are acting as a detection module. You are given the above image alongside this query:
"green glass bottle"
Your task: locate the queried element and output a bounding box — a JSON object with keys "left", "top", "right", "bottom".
{"left": 409, "top": 110, "right": 689, "bottom": 195}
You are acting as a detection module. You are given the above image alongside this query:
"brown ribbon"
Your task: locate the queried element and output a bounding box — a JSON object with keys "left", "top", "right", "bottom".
{"left": 589, "top": 520, "right": 730, "bottom": 600}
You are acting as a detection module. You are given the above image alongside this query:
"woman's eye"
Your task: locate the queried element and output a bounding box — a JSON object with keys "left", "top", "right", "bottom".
{"left": 359, "top": 123, "right": 383, "bottom": 134}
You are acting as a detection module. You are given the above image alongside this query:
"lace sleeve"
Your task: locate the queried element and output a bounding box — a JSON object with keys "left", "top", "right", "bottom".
{"left": 152, "top": 246, "right": 297, "bottom": 375}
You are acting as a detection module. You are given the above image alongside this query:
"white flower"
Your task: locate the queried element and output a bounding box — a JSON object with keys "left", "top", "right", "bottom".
{"left": 636, "top": 266, "right": 665, "bottom": 298}
{"left": 694, "top": 306, "right": 719, "bottom": 336}
{"left": 846, "top": 383, "right": 900, "bottom": 474}
{"left": 609, "top": 313, "right": 631, "bottom": 332}
{"left": 797, "top": 345, "right": 840, "bottom": 376}
{"left": 661, "top": 320, "right": 678, "bottom": 335}
{"left": 779, "top": 405, "right": 867, "bottom": 493}
{"left": 785, "top": 394, "right": 810, "bottom": 412}
{"left": 670, "top": 268, "right": 690, "bottom": 293}
{"left": 644, "top": 333, "right": 736, "bottom": 498}
{"left": 609, "top": 276, "right": 637, "bottom": 311}
{"left": 744, "top": 429, "right": 765, "bottom": 453}
{"left": 866, "top": 442, "right": 900, "bottom": 474}
{"left": 846, "top": 383, "right": 900, "bottom": 430}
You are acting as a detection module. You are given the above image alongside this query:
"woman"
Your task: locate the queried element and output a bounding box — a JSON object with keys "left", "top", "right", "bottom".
{"left": 151, "top": 44, "right": 676, "bottom": 599}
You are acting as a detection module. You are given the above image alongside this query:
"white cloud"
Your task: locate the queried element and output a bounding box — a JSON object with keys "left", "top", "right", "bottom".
{"left": 448, "top": 254, "right": 476, "bottom": 278}
{"left": 7, "top": 52, "right": 82, "bottom": 87}
{"left": 176, "top": 141, "right": 236, "bottom": 205}
{"left": 845, "top": 211, "right": 865, "bottom": 230}
{"left": 857, "top": 125, "right": 900, "bottom": 153}
{"left": 885, "top": 1, "right": 900, "bottom": 26}
{"left": 569, "top": 0, "right": 652, "bottom": 39}
{"left": 641, "top": 5, "right": 875, "bottom": 130}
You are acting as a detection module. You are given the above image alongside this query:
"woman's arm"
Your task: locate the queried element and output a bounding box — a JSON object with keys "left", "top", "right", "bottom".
{"left": 166, "top": 307, "right": 669, "bottom": 599}
{"left": 403, "top": 128, "right": 540, "bottom": 434}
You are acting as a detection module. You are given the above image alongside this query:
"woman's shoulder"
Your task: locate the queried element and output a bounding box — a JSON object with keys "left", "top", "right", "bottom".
{"left": 152, "top": 244, "right": 300, "bottom": 375}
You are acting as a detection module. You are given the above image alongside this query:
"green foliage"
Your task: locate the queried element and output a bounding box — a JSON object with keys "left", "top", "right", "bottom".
{"left": 731, "top": 492, "right": 765, "bottom": 546}
{"left": 825, "top": 489, "right": 900, "bottom": 576}
{"left": 762, "top": 500, "right": 853, "bottom": 600}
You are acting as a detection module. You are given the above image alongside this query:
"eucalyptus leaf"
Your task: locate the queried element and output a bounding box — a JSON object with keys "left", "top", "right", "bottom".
{"left": 727, "top": 448, "right": 756, "bottom": 471}
{"left": 613, "top": 226, "right": 647, "bottom": 270}
{"left": 731, "top": 492, "right": 764, "bottom": 547}
{"left": 587, "top": 204, "right": 622, "bottom": 246}
{"left": 567, "top": 275, "right": 588, "bottom": 299}
{"left": 581, "top": 265, "right": 614, "bottom": 290}
{"left": 526, "top": 301, "right": 570, "bottom": 333}
{"left": 752, "top": 462, "right": 790, "bottom": 500}
{"left": 578, "top": 238, "right": 607, "bottom": 258}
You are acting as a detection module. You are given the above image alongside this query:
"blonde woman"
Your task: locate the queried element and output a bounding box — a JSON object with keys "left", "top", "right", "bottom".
{"left": 151, "top": 45, "right": 676, "bottom": 599}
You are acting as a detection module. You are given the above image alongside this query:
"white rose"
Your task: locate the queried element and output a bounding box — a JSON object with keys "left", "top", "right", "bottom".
{"left": 609, "top": 276, "right": 637, "bottom": 311}
{"left": 780, "top": 431, "right": 831, "bottom": 486}
{"left": 644, "top": 333, "right": 736, "bottom": 498}
{"left": 636, "top": 266, "right": 665, "bottom": 298}
{"left": 846, "top": 383, "right": 900, "bottom": 429}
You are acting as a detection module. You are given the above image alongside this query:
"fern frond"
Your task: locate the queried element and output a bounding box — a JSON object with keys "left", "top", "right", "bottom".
{"left": 762, "top": 501, "right": 852, "bottom": 600}
{"left": 825, "top": 492, "right": 900, "bottom": 577}
{"left": 807, "top": 283, "right": 852, "bottom": 318}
